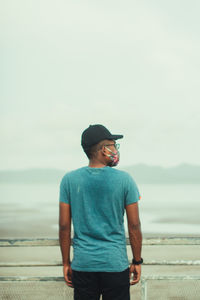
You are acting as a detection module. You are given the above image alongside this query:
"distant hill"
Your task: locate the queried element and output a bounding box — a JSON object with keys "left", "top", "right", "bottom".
{"left": 0, "top": 169, "right": 65, "bottom": 184}
{"left": 0, "top": 164, "right": 200, "bottom": 184}
{"left": 122, "top": 163, "right": 200, "bottom": 184}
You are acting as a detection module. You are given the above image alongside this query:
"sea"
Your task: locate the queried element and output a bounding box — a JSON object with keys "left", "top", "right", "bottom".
{"left": 0, "top": 183, "right": 200, "bottom": 238}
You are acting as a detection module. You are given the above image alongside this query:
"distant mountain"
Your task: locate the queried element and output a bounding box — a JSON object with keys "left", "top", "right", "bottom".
{"left": 0, "top": 168, "right": 65, "bottom": 184}
{"left": 122, "top": 163, "right": 200, "bottom": 183}
{"left": 0, "top": 164, "right": 200, "bottom": 184}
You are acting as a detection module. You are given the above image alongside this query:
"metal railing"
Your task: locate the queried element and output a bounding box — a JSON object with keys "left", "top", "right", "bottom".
{"left": 1, "top": 237, "right": 200, "bottom": 300}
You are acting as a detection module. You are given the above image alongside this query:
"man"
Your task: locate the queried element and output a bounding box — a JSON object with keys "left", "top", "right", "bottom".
{"left": 59, "top": 124, "right": 143, "bottom": 300}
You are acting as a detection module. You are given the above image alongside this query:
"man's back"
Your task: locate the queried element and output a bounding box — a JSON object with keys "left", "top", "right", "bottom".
{"left": 59, "top": 166, "right": 140, "bottom": 272}
{"left": 59, "top": 125, "right": 143, "bottom": 299}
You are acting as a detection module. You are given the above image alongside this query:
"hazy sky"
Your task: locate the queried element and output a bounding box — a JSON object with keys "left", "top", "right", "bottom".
{"left": 1, "top": 0, "right": 200, "bottom": 171}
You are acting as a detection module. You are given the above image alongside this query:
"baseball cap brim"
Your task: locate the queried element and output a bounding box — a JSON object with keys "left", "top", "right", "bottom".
{"left": 109, "top": 134, "right": 123, "bottom": 140}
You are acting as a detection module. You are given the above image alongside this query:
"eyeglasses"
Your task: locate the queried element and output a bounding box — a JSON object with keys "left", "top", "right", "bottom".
{"left": 104, "top": 143, "right": 120, "bottom": 150}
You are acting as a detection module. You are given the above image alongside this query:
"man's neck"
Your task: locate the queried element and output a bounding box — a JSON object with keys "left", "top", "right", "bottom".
{"left": 88, "top": 159, "right": 107, "bottom": 168}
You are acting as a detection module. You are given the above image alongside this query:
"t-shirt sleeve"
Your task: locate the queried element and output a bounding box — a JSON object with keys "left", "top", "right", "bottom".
{"left": 124, "top": 173, "right": 141, "bottom": 206}
{"left": 59, "top": 175, "right": 70, "bottom": 204}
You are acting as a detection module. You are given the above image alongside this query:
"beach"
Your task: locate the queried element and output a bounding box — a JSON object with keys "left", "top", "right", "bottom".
{"left": 0, "top": 182, "right": 200, "bottom": 238}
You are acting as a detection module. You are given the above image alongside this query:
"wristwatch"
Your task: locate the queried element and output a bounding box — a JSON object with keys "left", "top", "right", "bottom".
{"left": 132, "top": 258, "right": 143, "bottom": 265}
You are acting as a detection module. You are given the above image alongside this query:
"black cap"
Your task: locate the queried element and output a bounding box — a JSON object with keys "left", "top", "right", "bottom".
{"left": 81, "top": 124, "right": 123, "bottom": 151}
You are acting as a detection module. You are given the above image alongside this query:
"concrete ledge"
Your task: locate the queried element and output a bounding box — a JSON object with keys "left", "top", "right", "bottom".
{"left": 1, "top": 259, "right": 200, "bottom": 267}
{"left": 1, "top": 237, "right": 200, "bottom": 247}
{"left": 1, "top": 275, "right": 200, "bottom": 281}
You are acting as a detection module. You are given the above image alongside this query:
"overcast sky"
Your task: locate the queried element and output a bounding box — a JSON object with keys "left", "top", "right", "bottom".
{"left": 1, "top": 0, "right": 200, "bottom": 171}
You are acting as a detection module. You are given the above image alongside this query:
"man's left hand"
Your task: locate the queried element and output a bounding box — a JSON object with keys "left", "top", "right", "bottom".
{"left": 63, "top": 264, "right": 73, "bottom": 288}
{"left": 129, "top": 264, "right": 141, "bottom": 285}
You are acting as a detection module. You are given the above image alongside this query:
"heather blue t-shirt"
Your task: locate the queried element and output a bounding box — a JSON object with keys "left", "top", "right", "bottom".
{"left": 59, "top": 166, "right": 141, "bottom": 272}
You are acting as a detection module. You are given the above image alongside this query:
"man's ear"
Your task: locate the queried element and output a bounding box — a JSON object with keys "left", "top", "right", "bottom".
{"left": 102, "top": 146, "right": 111, "bottom": 158}
{"left": 101, "top": 145, "right": 109, "bottom": 157}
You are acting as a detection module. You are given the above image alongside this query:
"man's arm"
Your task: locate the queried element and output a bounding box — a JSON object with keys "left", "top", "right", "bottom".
{"left": 59, "top": 202, "right": 73, "bottom": 287}
{"left": 126, "top": 202, "right": 142, "bottom": 285}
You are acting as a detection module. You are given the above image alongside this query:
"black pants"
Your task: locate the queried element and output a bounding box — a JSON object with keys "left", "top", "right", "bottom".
{"left": 72, "top": 267, "right": 130, "bottom": 300}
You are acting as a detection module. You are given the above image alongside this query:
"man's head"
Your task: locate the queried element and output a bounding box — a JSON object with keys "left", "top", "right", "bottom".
{"left": 81, "top": 124, "right": 123, "bottom": 167}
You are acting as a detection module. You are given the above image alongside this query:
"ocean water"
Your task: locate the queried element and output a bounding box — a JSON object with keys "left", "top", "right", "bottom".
{"left": 0, "top": 183, "right": 200, "bottom": 238}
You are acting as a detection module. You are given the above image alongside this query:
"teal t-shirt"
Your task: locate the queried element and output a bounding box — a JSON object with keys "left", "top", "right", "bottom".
{"left": 59, "top": 166, "right": 141, "bottom": 272}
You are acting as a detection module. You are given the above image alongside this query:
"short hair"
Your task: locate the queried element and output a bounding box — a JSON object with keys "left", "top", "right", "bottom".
{"left": 84, "top": 140, "right": 106, "bottom": 159}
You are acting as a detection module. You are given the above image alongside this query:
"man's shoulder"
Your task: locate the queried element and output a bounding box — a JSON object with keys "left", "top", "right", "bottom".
{"left": 113, "top": 168, "right": 138, "bottom": 187}
{"left": 60, "top": 167, "right": 86, "bottom": 181}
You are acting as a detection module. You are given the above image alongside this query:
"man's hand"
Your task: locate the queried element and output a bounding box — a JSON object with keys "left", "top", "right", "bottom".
{"left": 129, "top": 264, "right": 141, "bottom": 285}
{"left": 63, "top": 264, "right": 73, "bottom": 288}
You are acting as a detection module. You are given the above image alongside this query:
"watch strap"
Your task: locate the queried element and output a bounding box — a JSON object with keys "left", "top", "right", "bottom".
{"left": 132, "top": 258, "right": 143, "bottom": 265}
